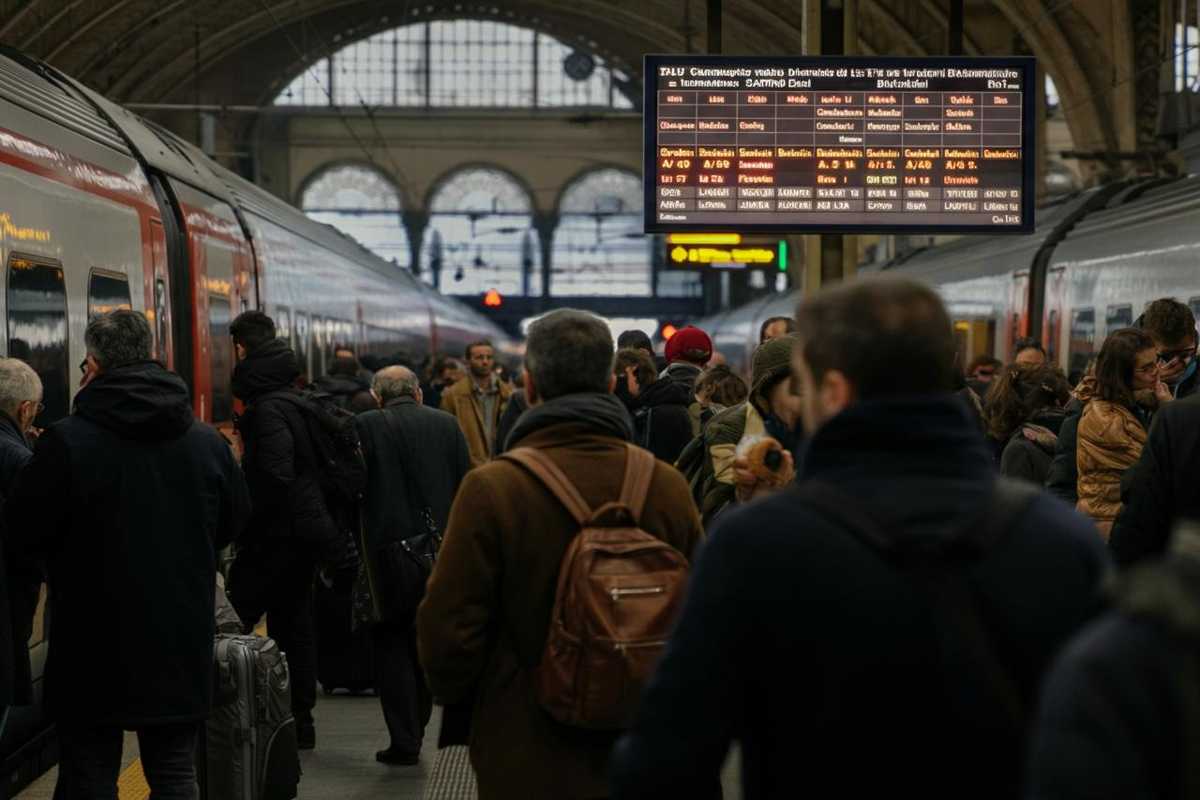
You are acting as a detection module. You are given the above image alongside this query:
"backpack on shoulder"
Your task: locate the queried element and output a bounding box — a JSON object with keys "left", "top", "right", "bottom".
{"left": 500, "top": 444, "right": 690, "bottom": 730}
{"left": 261, "top": 389, "right": 367, "bottom": 511}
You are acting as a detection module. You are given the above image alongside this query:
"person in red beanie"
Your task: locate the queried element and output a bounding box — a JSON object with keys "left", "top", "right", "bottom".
{"left": 661, "top": 326, "right": 713, "bottom": 394}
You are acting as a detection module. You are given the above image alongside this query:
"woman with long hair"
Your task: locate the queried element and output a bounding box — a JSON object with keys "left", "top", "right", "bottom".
{"left": 1076, "top": 328, "right": 1171, "bottom": 537}
{"left": 988, "top": 364, "right": 1072, "bottom": 484}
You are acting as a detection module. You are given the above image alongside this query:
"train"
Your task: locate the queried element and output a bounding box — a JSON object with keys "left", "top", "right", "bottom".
{"left": 0, "top": 45, "right": 513, "bottom": 793}
{"left": 696, "top": 175, "right": 1200, "bottom": 382}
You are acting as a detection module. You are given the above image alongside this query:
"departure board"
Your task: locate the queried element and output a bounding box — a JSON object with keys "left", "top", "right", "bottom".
{"left": 644, "top": 55, "right": 1036, "bottom": 234}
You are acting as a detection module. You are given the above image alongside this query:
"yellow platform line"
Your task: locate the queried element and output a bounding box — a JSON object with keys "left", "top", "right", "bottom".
{"left": 116, "top": 758, "right": 149, "bottom": 800}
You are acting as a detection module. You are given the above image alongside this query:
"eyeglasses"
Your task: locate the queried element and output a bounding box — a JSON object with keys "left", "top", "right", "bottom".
{"left": 1158, "top": 346, "right": 1197, "bottom": 364}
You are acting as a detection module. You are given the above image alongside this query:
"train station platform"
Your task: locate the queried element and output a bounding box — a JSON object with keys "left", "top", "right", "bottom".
{"left": 17, "top": 694, "right": 742, "bottom": 798}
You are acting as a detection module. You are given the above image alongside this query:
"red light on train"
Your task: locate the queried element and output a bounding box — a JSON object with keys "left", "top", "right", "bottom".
{"left": 483, "top": 289, "right": 503, "bottom": 308}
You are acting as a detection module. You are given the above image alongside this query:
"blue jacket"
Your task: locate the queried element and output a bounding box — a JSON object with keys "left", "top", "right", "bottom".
{"left": 611, "top": 395, "right": 1109, "bottom": 800}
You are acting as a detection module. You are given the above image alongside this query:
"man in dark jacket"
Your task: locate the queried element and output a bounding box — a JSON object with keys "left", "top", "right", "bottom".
{"left": 228, "top": 310, "right": 356, "bottom": 750}
{"left": 1109, "top": 393, "right": 1200, "bottom": 565}
{"left": 614, "top": 348, "right": 693, "bottom": 464}
{"left": 0, "top": 358, "right": 41, "bottom": 724}
{"left": 611, "top": 278, "right": 1108, "bottom": 800}
{"left": 1045, "top": 396, "right": 1084, "bottom": 504}
{"left": 5, "top": 311, "right": 249, "bottom": 797}
{"left": 354, "top": 365, "right": 470, "bottom": 765}
{"left": 313, "top": 355, "right": 374, "bottom": 412}
{"left": 418, "top": 309, "right": 704, "bottom": 799}
{"left": 1028, "top": 521, "right": 1200, "bottom": 800}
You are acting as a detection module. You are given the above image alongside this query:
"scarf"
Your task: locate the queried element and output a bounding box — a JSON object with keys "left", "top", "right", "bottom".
{"left": 506, "top": 392, "right": 634, "bottom": 450}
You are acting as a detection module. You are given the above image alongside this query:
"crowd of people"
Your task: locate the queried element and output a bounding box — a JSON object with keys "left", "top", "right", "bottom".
{"left": 0, "top": 280, "right": 1196, "bottom": 798}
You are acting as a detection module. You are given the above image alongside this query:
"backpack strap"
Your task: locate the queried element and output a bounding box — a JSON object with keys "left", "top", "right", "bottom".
{"left": 502, "top": 447, "right": 593, "bottom": 526}
{"left": 618, "top": 445, "right": 656, "bottom": 523}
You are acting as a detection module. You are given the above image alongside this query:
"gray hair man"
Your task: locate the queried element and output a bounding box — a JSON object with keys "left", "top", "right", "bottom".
{"left": 6, "top": 309, "right": 250, "bottom": 797}
{"left": 353, "top": 363, "right": 469, "bottom": 765}
{"left": 0, "top": 357, "right": 42, "bottom": 486}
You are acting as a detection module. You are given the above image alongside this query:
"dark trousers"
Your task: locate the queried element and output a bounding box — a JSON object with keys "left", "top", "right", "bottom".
{"left": 371, "top": 622, "right": 432, "bottom": 754}
{"left": 54, "top": 722, "right": 197, "bottom": 799}
{"left": 230, "top": 539, "right": 317, "bottom": 724}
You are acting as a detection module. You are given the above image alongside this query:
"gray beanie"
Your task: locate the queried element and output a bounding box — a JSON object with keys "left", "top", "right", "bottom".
{"left": 750, "top": 334, "right": 798, "bottom": 408}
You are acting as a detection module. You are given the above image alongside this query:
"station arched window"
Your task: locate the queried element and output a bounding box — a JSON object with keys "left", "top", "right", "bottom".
{"left": 550, "top": 169, "right": 701, "bottom": 298}
{"left": 299, "top": 165, "right": 411, "bottom": 268}
{"left": 422, "top": 167, "right": 540, "bottom": 296}
{"left": 272, "top": 19, "right": 634, "bottom": 109}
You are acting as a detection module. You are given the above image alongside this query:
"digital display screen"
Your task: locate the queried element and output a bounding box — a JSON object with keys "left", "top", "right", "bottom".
{"left": 644, "top": 55, "right": 1036, "bottom": 234}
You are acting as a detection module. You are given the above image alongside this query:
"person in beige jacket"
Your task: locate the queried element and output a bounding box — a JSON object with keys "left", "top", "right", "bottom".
{"left": 440, "top": 340, "right": 512, "bottom": 467}
{"left": 1076, "top": 328, "right": 1170, "bottom": 538}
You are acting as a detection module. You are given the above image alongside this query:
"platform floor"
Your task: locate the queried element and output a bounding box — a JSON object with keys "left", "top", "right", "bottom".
{"left": 19, "top": 692, "right": 741, "bottom": 799}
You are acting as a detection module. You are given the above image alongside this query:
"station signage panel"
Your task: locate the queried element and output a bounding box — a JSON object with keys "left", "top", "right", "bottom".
{"left": 661, "top": 233, "right": 785, "bottom": 270}
{"left": 644, "top": 55, "right": 1036, "bottom": 234}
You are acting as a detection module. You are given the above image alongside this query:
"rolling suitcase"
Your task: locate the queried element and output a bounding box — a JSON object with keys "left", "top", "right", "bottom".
{"left": 199, "top": 634, "right": 301, "bottom": 800}
{"left": 314, "top": 580, "right": 375, "bottom": 694}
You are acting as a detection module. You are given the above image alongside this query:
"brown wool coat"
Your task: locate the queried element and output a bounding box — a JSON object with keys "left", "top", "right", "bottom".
{"left": 1076, "top": 399, "right": 1148, "bottom": 538}
{"left": 440, "top": 377, "right": 513, "bottom": 468}
{"left": 416, "top": 422, "right": 705, "bottom": 800}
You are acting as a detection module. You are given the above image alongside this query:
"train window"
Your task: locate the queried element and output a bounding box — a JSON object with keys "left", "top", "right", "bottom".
{"left": 87, "top": 270, "right": 132, "bottom": 321}
{"left": 294, "top": 312, "right": 310, "bottom": 379}
{"left": 1105, "top": 304, "right": 1133, "bottom": 332}
{"left": 154, "top": 279, "right": 169, "bottom": 362}
{"left": 209, "top": 294, "right": 233, "bottom": 423}
{"left": 7, "top": 255, "right": 69, "bottom": 427}
{"left": 274, "top": 307, "right": 291, "bottom": 342}
{"left": 1068, "top": 308, "right": 1095, "bottom": 385}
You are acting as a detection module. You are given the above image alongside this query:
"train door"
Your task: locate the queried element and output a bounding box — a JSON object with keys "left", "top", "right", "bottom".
{"left": 1009, "top": 271, "right": 1031, "bottom": 359}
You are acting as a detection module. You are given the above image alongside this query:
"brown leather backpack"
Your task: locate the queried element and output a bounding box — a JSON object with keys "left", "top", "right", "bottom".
{"left": 501, "top": 444, "right": 690, "bottom": 730}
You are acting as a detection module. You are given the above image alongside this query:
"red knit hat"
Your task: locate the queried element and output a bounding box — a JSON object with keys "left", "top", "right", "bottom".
{"left": 665, "top": 325, "right": 713, "bottom": 365}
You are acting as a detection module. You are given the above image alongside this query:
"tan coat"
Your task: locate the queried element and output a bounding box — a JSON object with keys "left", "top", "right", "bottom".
{"left": 1076, "top": 399, "right": 1147, "bottom": 537}
{"left": 440, "top": 376, "right": 512, "bottom": 468}
{"left": 416, "top": 422, "right": 704, "bottom": 800}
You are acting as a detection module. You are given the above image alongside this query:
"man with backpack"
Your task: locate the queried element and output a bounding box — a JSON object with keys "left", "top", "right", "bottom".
{"left": 614, "top": 347, "right": 693, "bottom": 464}
{"left": 611, "top": 278, "right": 1109, "bottom": 799}
{"left": 228, "top": 310, "right": 360, "bottom": 751}
{"left": 417, "top": 309, "right": 704, "bottom": 799}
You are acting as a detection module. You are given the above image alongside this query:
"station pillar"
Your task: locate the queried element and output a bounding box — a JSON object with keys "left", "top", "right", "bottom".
{"left": 802, "top": 0, "right": 858, "bottom": 295}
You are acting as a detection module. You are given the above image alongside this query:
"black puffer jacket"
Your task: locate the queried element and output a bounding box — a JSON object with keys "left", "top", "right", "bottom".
{"left": 312, "top": 373, "right": 373, "bottom": 412}
{"left": 233, "top": 340, "right": 343, "bottom": 558}
{"left": 5, "top": 362, "right": 249, "bottom": 725}
{"left": 631, "top": 378, "right": 695, "bottom": 465}
{"left": 1046, "top": 397, "right": 1084, "bottom": 504}
{"left": 660, "top": 362, "right": 703, "bottom": 394}
{"left": 1000, "top": 408, "right": 1067, "bottom": 486}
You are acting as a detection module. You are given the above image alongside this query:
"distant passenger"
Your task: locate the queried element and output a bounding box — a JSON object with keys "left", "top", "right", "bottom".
{"left": 1075, "top": 328, "right": 1171, "bottom": 539}
{"left": 1140, "top": 298, "right": 1199, "bottom": 399}
{"left": 0, "top": 358, "right": 41, "bottom": 731}
{"left": 1046, "top": 360, "right": 1095, "bottom": 505}
{"left": 1028, "top": 521, "right": 1200, "bottom": 800}
{"left": 418, "top": 309, "right": 703, "bottom": 800}
{"left": 440, "top": 340, "right": 511, "bottom": 468}
{"left": 420, "top": 356, "right": 463, "bottom": 412}
{"left": 759, "top": 315, "right": 796, "bottom": 343}
{"left": 313, "top": 355, "right": 374, "bottom": 412}
{"left": 354, "top": 366, "right": 469, "bottom": 766}
{"left": 694, "top": 363, "right": 748, "bottom": 426}
{"left": 611, "top": 277, "right": 1108, "bottom": 800}
{"left": 617, "top": 328, "right": 667, "bottom": 374}
{"left": 1110, "top": 391, "right": 1200, "bottom": 565}
{"left": 614, "top": 347, "right": 693, "bottom": 464}
{"left": 987, "top": 364, "right": 1071, "bottom": 486}
{"left": 660, "top": 325, "right": 712, "bottom": 394}
{"left": 966, "top": 354, "right": 1002, "bottom": 398}
{"left": 6, "top": 311, "right": 250, "bottom": 797}
{"left": 493, "top": 366, "right": 529, "bottom": 458}
{"left": 334, "top": 344, "right": 375, "bottom": 382}
{"left": 227, "top": 310, "right": 359, "bottom": 751}
{"left": 1012, "top": 337, "right": 1048, "bottom": 367}
{"left": 674, "top": 335, "right": 801, "bottom": 526}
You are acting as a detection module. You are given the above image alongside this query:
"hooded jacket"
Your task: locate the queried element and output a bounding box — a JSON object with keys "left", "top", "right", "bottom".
{"left": 233, "top": 339, "right": 341, "bottom": 553}
{"left": 312, "top": 372, "right": 373, "bottom": 412}
{"left": 999, "top": 408, "right": 1067, "bottom": 486}
{"left": 612, "top": 396, "right": 1108, "bottom": 800}
{"left": 627, "top": 377, "right": 695, "bottom": 465}
{"left": 5, "top": 361, "right": 250, "bottom": 726}
{"left": 417, "top": 393, "right": 704, "bottom": 800}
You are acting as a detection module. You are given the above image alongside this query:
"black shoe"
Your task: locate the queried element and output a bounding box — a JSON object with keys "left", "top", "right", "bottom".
{"left": 375, "top": 747, "right": 420, "bottom": 766}
{"left": 297, "top": 721, "right": 315, "bottom": 750}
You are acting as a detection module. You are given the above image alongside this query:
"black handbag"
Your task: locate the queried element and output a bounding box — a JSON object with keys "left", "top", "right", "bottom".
{"left": 374, "top": 411, "right": 443, "bottom": 624}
